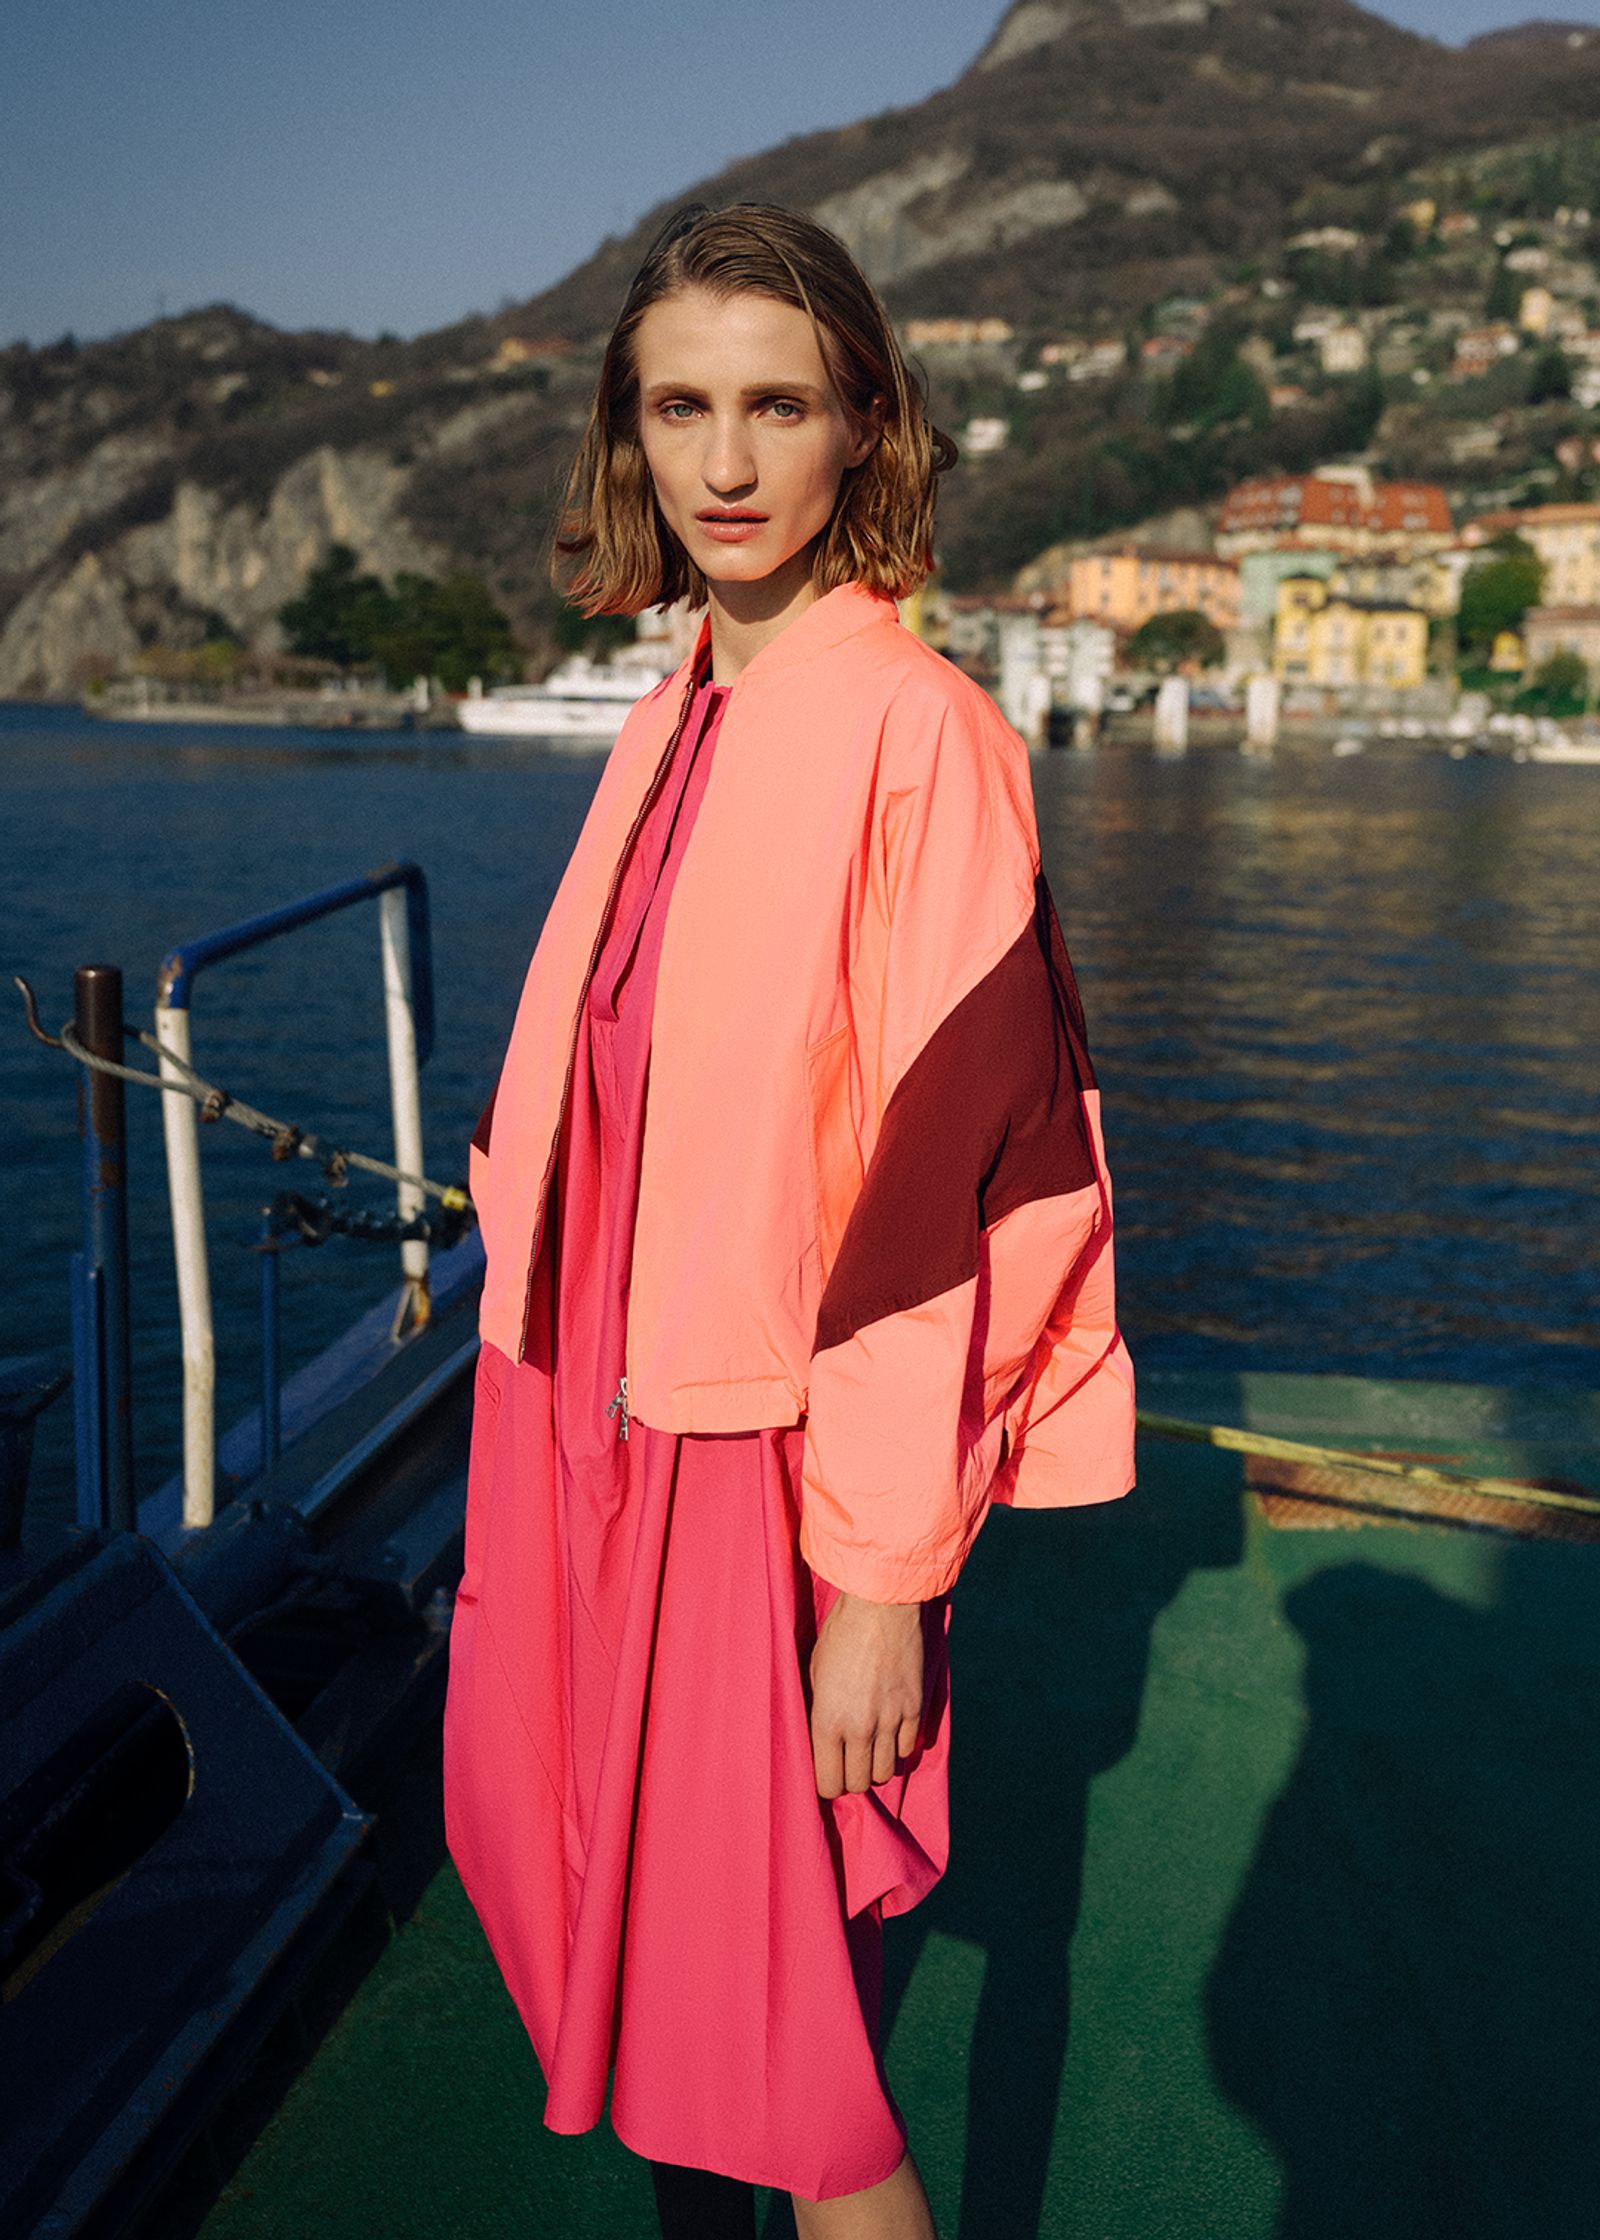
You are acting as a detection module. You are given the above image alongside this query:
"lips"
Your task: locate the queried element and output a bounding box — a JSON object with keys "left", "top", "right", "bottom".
{"left": 693, "top": 509, "right": 771, "bottom": 546}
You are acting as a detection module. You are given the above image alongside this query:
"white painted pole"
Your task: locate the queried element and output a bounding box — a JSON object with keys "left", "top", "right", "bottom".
{"left": 154, "top": 1002, "right": 215, "bottom": 1528}
{"left": 1246, "top": 672, "right": 1280, "bottom": 752}
{"left": 1154, "top": 674, "right": 1189, "bottom": 753}
{"left": 379, "top": 888, "right": 430, "bottom": 1322}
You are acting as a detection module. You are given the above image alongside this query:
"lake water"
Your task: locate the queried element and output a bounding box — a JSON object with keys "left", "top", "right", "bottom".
{"left": 3, "top": 700, "right": 1596, "bottom": 1517}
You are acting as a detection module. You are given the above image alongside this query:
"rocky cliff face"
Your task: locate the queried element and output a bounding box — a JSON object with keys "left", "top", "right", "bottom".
{"left": 4, "top": 0, "right": 1600, "bottom": 692}
{"left": 0, "top": 442, "right": 446, "bottom": 695}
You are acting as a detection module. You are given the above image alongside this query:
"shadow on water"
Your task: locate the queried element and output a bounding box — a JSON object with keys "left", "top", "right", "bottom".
{"left": 1205, "top": 1535, "right": 1600, "bottom": 2240}
{"left": 763, "top": 1425, "right": 1244, "bottom": 2240}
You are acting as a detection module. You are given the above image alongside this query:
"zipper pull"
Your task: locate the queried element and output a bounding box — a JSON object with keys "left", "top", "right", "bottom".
{"left": 605, "top": 1373, "right": 630, "bottom": 1441}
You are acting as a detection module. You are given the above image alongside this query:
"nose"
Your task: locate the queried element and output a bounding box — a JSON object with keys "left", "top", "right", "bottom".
{"left": 701, "top": 410, "right": 756, "bottom": 500}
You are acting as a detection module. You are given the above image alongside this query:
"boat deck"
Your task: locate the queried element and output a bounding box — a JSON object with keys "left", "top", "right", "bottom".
{"left": 182, "top": 1370, "right": 1600, "bottom": 2239}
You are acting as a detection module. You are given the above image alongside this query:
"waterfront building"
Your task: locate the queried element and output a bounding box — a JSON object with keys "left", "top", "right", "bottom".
{"left": 1521, "top": 605, "right": 1600, "bottom": 680}
{"left": 1272, "top": 574, "right": 1429, "bottom": 690}
{"left": 1217, "top": 470, "right": 1454, "bottom": 562}
{"left": 1066, "top": 545, "right": 1240, "bottom": 635}
{"left": 1238, "top": 548, "right": 1338, "bottom": 630}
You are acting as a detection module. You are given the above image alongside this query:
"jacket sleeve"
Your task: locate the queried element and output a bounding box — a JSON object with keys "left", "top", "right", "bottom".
{"left": 798, "top": 677, "right": 1126, "bottom": 1604}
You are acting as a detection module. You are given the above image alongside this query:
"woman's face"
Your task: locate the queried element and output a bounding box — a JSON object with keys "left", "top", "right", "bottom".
{"left": 632, "top": 285, "right": 877, "bottom": 601}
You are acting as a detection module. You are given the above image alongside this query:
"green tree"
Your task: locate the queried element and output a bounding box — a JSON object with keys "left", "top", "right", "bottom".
{"left": 1324, "top": 362, "right": 1386, "bottom": 455}
{"left": 1527, "top": 343, "right": 1572, "bottom": 404}
{"left": 279, "top": 548, "right": 518, "bottom": 690}
{"left": 1126, "top": 608, "right": 1226, "bottom": 673}
{"left": 278, "top": 543, "right": 395, "bottom": 668}
{"left": 1456, "top": 532, "right": 1545, "bottom": 659}
{"left": 370, "top": 571, "right": 518, "bottom": 693}
{"left": 1516, "top": 647, "right": 1589, "bottom": 715}
{"left": 1157, "top": 329, "right": 1270, "bottom": 433}
{"left": 1485, "top": 261, "right": 1520, "bottom": 322}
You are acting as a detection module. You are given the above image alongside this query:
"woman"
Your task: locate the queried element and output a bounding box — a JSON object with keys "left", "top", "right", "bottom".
{"left": 443, "top": 202, "right": 1136, "bottom": 2239}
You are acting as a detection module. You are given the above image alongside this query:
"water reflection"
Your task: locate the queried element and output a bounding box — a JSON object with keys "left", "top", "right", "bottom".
{"left": 1034, "top": 741, "right": 1600, "bottom": 1387}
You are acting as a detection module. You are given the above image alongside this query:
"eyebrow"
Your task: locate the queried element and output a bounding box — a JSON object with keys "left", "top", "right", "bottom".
{"left": 641, "top": 378, "right": 829, "bottom": 403}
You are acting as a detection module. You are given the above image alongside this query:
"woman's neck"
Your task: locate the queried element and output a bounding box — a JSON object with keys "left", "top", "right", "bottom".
{"left": 704, "top": 551, "right": 821, "bottom": 686}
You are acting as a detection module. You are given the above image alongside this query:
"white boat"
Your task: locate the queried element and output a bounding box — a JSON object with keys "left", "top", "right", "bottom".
{"left": 1518, "top": 735, "right": 1600, "bottom": 763}
{"left": 457, "top": 647, "right": 675, "bottom": 743}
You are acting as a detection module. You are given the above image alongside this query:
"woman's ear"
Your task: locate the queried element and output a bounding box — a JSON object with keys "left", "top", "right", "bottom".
{"left": 846, "top": 393, "right": 887, "bottom": 470}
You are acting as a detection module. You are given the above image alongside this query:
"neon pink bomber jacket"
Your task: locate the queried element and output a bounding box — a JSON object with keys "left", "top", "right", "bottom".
{"left": 468, "top": 579, "right": 1136, "bottom": 1602}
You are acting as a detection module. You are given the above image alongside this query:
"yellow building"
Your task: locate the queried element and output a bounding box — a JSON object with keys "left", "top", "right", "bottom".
{"left": 1272, "top": 574, "right": 1429, "bottom": 689}
{"left": 1068, "top": 545, "right": 1240, "bottom": 634}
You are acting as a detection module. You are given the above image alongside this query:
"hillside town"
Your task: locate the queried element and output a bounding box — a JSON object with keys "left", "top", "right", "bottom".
{"left": 916, "top": 466, "right": 1600, "bottom": 745}
{"left": 20, "top": 168, "right": 1600, "bottom": 756}
{"left": 881, "top": 189, "right": 1600, "bottom": 743}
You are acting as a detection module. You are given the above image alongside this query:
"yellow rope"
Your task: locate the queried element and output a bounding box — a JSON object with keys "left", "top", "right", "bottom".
{"left": 1136, "top": 1410, "right": 1600, "bottom": 1519}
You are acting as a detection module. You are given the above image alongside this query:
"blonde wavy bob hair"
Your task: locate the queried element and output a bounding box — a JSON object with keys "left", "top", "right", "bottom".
{"left": 552, "top": 201, "right": 956, "bottom": 616}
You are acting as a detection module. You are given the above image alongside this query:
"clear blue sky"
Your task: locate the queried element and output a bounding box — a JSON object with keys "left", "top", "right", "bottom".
{"left": 3, "top": 0, "right": 1596, "bottom": 350}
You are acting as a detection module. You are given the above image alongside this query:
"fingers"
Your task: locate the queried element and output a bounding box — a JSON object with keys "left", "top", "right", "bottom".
{"left": 807, "top": 1595, "right": 928, "bottom": 1797}
{"left": 870, "top": 1723, "right": 900, "bottom": 1788}
{"left": 811, "top": 1713, "right": 922, "bottom": 1798}
{"left": 813, "top": 1728, "right": 847, "bottom": 1801}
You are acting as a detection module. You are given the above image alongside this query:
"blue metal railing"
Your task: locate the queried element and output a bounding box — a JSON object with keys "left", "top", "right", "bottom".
{"left": 157, "top": 861, "right": 435, "bottom": 1061}
{"left": 151, "top": 860, "right": 438, "bottom": 1528}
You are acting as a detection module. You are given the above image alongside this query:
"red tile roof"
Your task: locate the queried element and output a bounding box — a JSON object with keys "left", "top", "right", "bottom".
{"left": 1218, "top": 475, "right": 1453, "bottom": 537}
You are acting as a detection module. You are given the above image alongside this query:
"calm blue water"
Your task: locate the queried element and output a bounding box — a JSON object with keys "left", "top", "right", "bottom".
{"left": 3, "top": 700, "right": 1597, "bottom": 1517}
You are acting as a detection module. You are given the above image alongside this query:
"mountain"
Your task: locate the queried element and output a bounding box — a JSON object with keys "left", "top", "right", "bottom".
{"left": 4, "top": 0, "right": 1600, "bottom": 693}
{"left": 492, "top": 0, "right": 1597, "bottom": 337}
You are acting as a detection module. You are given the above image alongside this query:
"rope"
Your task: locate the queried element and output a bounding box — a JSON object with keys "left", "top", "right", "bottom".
{"left": 15, "top": 976, "right": 469, "bottom": 1212}
{"left": 265, "top": 1186, "right": 473, "bottom": 1250}
{"left": 1136, "top": 1409, "right": 1600, "bottom": 1520}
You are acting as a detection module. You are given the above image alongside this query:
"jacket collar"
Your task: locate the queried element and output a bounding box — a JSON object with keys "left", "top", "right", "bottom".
{"left": 685, "top": 579, "right": 900, "bottom": 695}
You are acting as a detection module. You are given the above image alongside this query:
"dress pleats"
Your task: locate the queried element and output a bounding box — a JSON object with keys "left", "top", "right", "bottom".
{"left": 450, "top": 649, "right": 953, "bottom": 2201}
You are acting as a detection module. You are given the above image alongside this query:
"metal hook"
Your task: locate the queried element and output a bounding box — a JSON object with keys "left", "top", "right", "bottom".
{"left": 12, "top": 974, "right": 64, "bottom": 1049}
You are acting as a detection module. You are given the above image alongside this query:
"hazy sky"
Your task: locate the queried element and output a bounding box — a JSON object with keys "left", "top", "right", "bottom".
{"left": 4, "top": 0, "right": 1597, "bottom": 350}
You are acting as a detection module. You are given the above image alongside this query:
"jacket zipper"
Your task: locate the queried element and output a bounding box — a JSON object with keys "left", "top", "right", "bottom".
{"left": 606, "top": 1374, "right": 630, "bottom": 1440}
{"left": 515, "top": 666, "right": 703, "bottom": 1365}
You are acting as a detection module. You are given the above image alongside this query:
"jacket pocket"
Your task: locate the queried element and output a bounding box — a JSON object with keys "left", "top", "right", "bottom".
{"left": 806, "top": 1022, "right": 865, "bottom": 1287}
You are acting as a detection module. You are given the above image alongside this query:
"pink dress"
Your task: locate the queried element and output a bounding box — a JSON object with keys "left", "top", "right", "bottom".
{"left": 458, "top": 642, "right": 954, "bottom": 2202}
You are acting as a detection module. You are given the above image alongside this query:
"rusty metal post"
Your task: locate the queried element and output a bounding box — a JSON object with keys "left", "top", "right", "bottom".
{"left": 74, "top": 964, "right": 136, "bottom": 1531}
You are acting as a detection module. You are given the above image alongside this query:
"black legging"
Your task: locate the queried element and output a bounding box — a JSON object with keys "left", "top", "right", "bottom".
{"left": 649, "top": 2155, "right": 758, "bottom": 2237}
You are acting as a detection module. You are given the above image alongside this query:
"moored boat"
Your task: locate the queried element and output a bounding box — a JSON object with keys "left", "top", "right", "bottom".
{"left": 457, "top": 646, "right": 674, "bottom": 743}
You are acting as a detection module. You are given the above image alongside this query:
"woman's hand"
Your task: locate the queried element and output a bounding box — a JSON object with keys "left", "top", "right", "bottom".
{"left": 808, "top": 1591, "right": 925, "bottom": 1799}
